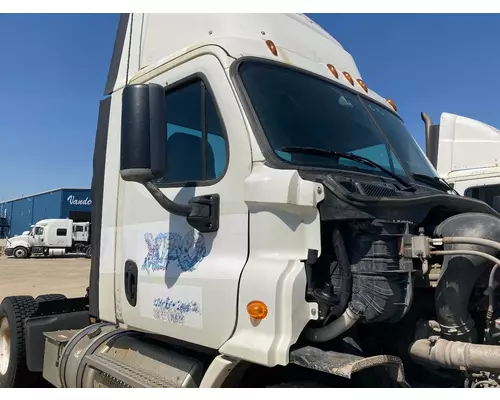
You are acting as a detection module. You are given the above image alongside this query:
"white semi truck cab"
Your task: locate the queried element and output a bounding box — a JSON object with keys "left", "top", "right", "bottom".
{"left": 423, "top": 111, "right": 500, "bottom": 211}
{"left": 3, "top": 13, "right": 500, "bottom": 389}
{"left": 5, "top": 219, "right": 91, "bottom": 258}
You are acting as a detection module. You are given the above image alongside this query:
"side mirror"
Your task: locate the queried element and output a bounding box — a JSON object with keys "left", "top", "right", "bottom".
{"left": 120, "top": 83, "right": 167, "bottom": 182}
{"left": 119, "top": 83, "right": 220, "bottom": 233}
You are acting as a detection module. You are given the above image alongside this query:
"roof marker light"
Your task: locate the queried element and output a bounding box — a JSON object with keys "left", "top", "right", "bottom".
{"left": 327, "top": 64, "right": 339, "bottom": 79}
{"left": 387, "top": 99, "right": 398, "bottom": 112}
{"left": 342, "top": 71, "right": 354, "bottom": 86}
{"left": 356, "top": 79, "right": 368, "bottom": 93}
{"left": 265, "top": 40, "right": 278, "bottom": 56}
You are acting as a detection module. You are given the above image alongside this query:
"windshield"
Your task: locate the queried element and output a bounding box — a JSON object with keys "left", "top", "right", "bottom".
{"left": 238, "top": 61, "right": 438, "bottom": 181}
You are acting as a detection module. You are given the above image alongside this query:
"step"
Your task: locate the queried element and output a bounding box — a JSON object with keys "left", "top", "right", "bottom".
{"left": 85, "top": 352, "right": 181, "bottom": 388}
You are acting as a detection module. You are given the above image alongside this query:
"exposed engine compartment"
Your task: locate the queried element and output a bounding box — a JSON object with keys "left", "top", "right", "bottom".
{"left": 335, "top": 220, "right": 414, "bottom": 325}
{"left": 301, "top": 172, "right": 500, "bottom": 388}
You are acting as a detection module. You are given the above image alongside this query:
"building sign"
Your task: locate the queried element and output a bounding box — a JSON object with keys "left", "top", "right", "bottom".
{"left": 67, "top": 195, "right": 92, "bottom": 206}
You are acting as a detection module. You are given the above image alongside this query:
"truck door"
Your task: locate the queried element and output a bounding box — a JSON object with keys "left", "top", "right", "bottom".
{"left": 73, "top": 224, "right": 87, "bottom": 242}
{"left": 83, "top": 224, "right": 89, "bottom": 242}
{"left": 32, "top": 226, "right": 44, "bottom": 247}
{"left": 115, "top": 54, "right": 251, "bottom": 350}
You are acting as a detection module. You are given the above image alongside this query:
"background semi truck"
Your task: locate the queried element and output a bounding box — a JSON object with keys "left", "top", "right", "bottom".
{"left": 423, "top": 112, "right": 500, "bottom": 211}
{"left": 3, "top": 13, "right": 500, "bottom": 388}
{"left": 4, "top": 219, "right": 91, "bottom": 259}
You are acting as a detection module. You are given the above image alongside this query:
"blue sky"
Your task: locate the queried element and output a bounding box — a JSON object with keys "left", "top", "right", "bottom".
{"left": 1, "top": 13, "right": 499, "bottom": 200}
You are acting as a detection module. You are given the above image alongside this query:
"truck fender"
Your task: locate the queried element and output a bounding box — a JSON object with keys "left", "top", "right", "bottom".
{"left": 199, "top": 355, "right": 242, "bottom": 388}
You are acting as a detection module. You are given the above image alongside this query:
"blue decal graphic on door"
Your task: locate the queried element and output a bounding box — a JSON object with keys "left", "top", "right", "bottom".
{"left": 142, "top": 231, "right": 207, "bottom": 273}
{"left": 152, "top": 297, "right": 201, "bottom": 324}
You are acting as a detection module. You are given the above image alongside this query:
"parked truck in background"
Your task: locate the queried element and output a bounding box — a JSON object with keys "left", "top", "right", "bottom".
{"left": 423, "top": 111, "right": 500, "bottom": 211}
{"left": 3, "top": 13, "right": 500, "bottom": 388}
{"left": 4, "top": 219, "right": 91, "bottom": 259}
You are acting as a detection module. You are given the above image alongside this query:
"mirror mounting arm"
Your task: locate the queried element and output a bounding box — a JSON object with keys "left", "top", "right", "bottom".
{"left": 143, "top": 181, "right": 220, "bottom": 233}
{"left": 143, "top": 181, "right": 191, "bottom": 217}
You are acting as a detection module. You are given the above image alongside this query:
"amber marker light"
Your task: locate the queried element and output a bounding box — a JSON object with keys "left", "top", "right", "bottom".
{"left": 247, "top": 300, "right": 268, "bottom": 320}
{"left": 265, "top": 40, "right": 278, "bottom": 56}
{"left": 357, "top": 79, "right": 368, "bottom": 93}
{"left": 387, "top": 99, "right": 398, "bottom": 112}
{"left": 327, "top": 64, "right": 339, "bottom": 79}
{"left": 342, "top": 71, "right": 354, "bottom": 86}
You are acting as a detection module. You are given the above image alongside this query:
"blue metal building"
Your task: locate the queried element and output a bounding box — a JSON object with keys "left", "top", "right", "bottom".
{"left": 0, "top": 188, "right": 91, "bottom": 237}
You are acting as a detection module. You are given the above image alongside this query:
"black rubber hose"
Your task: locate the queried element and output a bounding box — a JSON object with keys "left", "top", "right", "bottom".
{"left": 329, "top": 229, "right": 352, "bottom": 318}
{"left": 304, "top": 301, "right": 365, "bottom": 343}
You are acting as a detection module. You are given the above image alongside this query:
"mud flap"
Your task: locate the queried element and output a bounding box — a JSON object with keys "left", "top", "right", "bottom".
{"left": 25, "top": 297, "right": 90, "bottom": 372}
{"left": 290, "top": 346, "right": 410, "bottom": 387}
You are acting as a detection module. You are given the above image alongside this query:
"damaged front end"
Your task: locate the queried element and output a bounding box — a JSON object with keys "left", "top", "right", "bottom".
{"left": 295, "top": 171, "right": 500, "bottom": 388}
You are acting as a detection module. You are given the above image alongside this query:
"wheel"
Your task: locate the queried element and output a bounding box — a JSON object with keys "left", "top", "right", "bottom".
{"left": 0, "top": 296, "right": 39, "bottom": 387}
{"left": 85, "top": 246, "right": 92, "bottom": 259}
{"left": 35, "top": 294, "right": 67, "bottom": 302}
{"left": 13, "top": 247, "right": 28, "bottom": 259}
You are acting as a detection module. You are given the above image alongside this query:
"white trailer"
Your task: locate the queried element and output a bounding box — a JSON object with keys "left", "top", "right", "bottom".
{"left": 4, "top": 218, "right": 91, "bottom": 258}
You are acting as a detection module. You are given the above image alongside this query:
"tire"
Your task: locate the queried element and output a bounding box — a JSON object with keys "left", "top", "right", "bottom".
{"left": 0, "top": 296, "right": 39, "bottom": 388}
{"left": 85, "top": 246, "right": 92, "bottom": 259}
{"left": 35, "top": 294, "right": 67, "bottom": 302}
{"left": 13, "top": 247, "right": 28, "bottom": 259}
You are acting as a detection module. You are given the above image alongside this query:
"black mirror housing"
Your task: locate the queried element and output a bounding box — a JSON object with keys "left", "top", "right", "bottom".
{"left": 120, "top": 83, "right": 166, "bottom": 182}
{"left": 119, "top": 83, "right": 221, "bottom": 234}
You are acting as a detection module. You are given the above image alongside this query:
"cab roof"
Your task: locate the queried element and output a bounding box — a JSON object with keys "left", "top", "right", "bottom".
{"left": 104, "top": 13, "right": 397, "bottom": 113}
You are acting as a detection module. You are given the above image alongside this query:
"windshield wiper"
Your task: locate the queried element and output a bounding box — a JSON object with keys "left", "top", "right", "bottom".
{"left": 279, "top": 146, "right": 416, "bottom": 191}
{"left": 412, "top": 173, "right": 457, "bottom": 194}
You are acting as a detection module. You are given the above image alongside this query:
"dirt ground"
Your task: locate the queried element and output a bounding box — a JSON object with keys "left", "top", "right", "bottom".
{"left": 0, "top": 255, "right": 90, "bottom": 302}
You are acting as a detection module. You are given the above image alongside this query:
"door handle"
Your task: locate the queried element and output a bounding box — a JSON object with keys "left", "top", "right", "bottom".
{"left": 124, "top": 260, "right": 138, "bottom": 307}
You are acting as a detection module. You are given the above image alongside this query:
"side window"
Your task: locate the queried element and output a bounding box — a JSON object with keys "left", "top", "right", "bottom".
{"left": 156, "top": 79, "right": 227, "bottom": 185}
{"left": 465, "top": 184, "right": 500, "bottom": 212}
{"left": 34, "top": 227, "right": 44, "bottom": 235}
{"left": 56, "top": 228, "right": 67, "bottom": 236}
